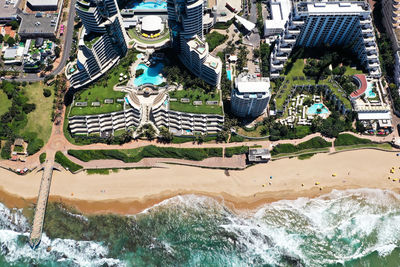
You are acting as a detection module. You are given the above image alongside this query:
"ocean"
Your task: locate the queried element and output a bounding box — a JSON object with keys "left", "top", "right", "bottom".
{"left": 1, "top": 188, "right": 400, "bottom": 266}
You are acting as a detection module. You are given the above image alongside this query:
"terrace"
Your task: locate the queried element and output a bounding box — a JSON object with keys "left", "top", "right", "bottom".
{"left": 168, "top": 89, "right": 223, "bottom": 115}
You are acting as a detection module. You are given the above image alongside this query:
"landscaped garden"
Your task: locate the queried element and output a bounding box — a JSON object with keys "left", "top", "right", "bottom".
{"left": 168, "top": 89, "right": 223, "bottom": 115}
{"left": 205, "top": 31, "right": 228, "bottom": 52}
{"left": 69, "top": 50, "right": 139, "bottom": 116}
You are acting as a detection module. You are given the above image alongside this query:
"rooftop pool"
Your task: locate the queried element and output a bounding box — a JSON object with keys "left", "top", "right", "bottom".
{"left": 307, "top": 103, "right": 329, "bottom": 115}
{"left": 125, "top": 1, "right": 167, "bottom": 10}
{"left": 366, "top": 82, "right": 377, "bottom": 98}
{"left": 134, "top": 63, "right": 164, "bottom": 86}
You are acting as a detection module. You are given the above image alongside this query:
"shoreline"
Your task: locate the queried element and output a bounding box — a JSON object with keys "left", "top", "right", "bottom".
{"left": 2, "top": 149, "right": 400, "bottom": 215}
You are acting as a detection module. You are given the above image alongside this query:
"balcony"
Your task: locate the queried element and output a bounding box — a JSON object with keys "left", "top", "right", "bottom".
{"left": 275, "top": 54, "right": 288, "bottom": 61}
{"left": 271, "top": 62, "right": 284, "bottom": 70}
{"left": 282, "top": 38, "right": 296, "bottom": 44}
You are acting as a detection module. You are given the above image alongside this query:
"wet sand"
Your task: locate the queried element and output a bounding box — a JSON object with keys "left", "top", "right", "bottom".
{"left": 1, "top": 149, "right": 400, "bottom": 215}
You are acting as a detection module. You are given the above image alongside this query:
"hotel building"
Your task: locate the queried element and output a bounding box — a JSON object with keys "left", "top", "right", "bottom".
{"left": 66, "top": 0, "right": 129, "bottom": 88}
{"left": 231, "top": 73, "right": 271, "bottom": 118}
{"left": 167, "top": 0, "right": 222, "bottom": 86}
{"left": 270, "top": 1, "right": 381, "bottom": 78}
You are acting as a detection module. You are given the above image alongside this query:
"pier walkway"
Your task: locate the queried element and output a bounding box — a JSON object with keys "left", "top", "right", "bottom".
{"left": 29, "top": 157, "right": 55, "bottom": 248}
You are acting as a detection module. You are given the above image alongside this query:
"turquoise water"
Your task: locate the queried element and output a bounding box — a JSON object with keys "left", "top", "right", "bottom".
{"left": 366, "top": 82, "right": 377, "bottom": 98}
{"left": 136, "top": 53, "right": 144, "bottom": 60}
{"left": 1, "top": 189, "right": 400, "bottom": 266}
{"left": 134, "top": 63, "right": 164, "bottom": 86}
{"left": 226, "top": 70, "right": 232, "bottom": 81}
{"left": 126, "top": 1, "right": 167, "bottom": 10}
{"left": 307, "top": 103, "right": 329, "bottom": 115}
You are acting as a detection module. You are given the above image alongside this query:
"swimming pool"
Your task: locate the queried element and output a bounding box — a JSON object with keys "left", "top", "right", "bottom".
{"left": 307, "top": 103, "right": 329, "bottom": 115}
{"left": 126, "top": 1, "right": 167, "bottom": 10}
{"left": 226, "top": 70, "right": 232, "bottom": 81}
{"left": 134, "top": 63, "right": 164, "bottom": 86}
{"left": 136, "top": 53, "right": 144, "bottom": 59}
{"left": 366, "top": 82, "right": 377, "bottom": 98}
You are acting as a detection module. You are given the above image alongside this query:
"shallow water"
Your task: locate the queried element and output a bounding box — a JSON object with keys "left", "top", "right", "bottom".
{"left": 1, "top": 189, "right": 400, "bottom": 266}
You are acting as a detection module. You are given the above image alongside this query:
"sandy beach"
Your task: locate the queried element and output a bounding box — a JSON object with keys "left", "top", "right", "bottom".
{"left": 1, "top": 149, "right": 400, "bottom": 215}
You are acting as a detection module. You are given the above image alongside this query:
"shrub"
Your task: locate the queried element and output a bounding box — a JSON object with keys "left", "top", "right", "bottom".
{"left": 1, "top": 140, "right": 12, "bottom": 159}
{"left": 135, "top": 69, "right": 144, "bottom": 77}
{"left": 272, "top": 137, "right": 331, "bottom": 155}
{"left": 68, "top": 146, "right": 223, "bottom": 163}
{"left": 225, "top": 146, "right": 249, "bottom": 157}
{"left": 334, "top": 134, "right": 372, "bottom": 146}
{"left": 43, "top": 88, "right": 52, "bottom": 97}
{"left": 55, "top": 151, "right": 83, "bottom": 172}
{"left": 39, "top": 152, "right": 46, "bottom": 164}
{"left": 27, "top": 138, "right": 44, "bottom": 155}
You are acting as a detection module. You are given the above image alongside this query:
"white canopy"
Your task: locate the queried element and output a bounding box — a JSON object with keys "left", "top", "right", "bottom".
{"left": 142, "top": 15, "right": 162, "bottom": 32}
{"left": 234, "top": 15, "right": 256, "bottom": 32}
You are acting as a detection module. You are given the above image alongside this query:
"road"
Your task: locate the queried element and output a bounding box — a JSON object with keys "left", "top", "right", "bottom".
{"left": 5, "top": 0, "right": 76, "bottom": 82}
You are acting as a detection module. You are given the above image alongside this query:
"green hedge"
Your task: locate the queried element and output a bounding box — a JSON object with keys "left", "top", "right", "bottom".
{"left": 27, "top": 138, "right": 44, "bottom": 155}
{"left": 68, "top": 145, "right": 223, "bottom": 163}
{"left": 272, "top": 137, "right": 331, "bottom": 155}
{"left": 55, "top": 151, "right": 83, "bottom": 173}
{"left": 39, "top": 153, "right": 46, "bottom": 164}
{"left": 225, "top": 146, "right": 249, "bottom": 157}
{"left": 334, "top": 134, "right": 372, "bottom": 146}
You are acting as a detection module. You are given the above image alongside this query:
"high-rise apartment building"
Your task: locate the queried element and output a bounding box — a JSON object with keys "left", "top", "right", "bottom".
{"left": 270, "top": 1, "right": 381, "bottom": 78}
{"left": 231, "top": 73, "right": 271, "bottom": 118}
{"left": 167, "top": 0, "right": 222, "bottom": 86}
{"left": 67, "top": 0, "right": 129, "bottom": 88}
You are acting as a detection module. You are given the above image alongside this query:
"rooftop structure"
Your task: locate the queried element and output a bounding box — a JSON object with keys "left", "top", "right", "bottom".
{"left": 248, "top": 148, "right": 271, "bottom": 163}
{"left": 18, "top": 12, "right": 60, "bottom": 39}
{"left": 141, "top": 15, "right": 162, "bottom": 33}
{"left": 0, "top": 0, "right": 19, "bottom": 22}
{"left": 264, "top": 0, "right": 292, "bottom": 37}
{"left": 27, "top": 0, "right": 58, "bottom": 11}
{"left": 231, "top": 73, "right": 271, "bottom": 118}
{"left": 271, "top": 1, "right": 381, "bottom": 78}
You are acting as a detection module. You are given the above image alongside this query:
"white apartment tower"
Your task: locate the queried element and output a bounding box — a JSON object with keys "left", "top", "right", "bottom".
{"left": 231, "top": 73, "right": 271, "bottom": 118}
{"left": 167, "top": 0, "right": 222, "bottom": 86}
{"left": 68, "top": 0, "right": 129, "bottom": 88}
{"left": 270, "top": 1, "right": 381, "bottom": 78}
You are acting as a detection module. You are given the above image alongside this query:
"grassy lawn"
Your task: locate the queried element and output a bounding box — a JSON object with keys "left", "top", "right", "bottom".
{"left": 206, "top": 31, "right": 228, "bottom": 52}
{"left": 169, "top": 89, "right": 223, "bottom": 115}
{"left": 344, "top": 66, "right": 364, "bottom": 76}
{"left": 286, "top": 59, "right": 305, "bottom": 78}
{"left": 0, "top": 90, "right": 11, "bottom": 117}
{"left": 335, "top": 143, "right": 393, "bottom": 151}
{"left": 23, "top": 82, "right": 55, "bottom": 142}
{"left": 237, "top": 125, "right": 266, "bottom": 137}
{"left": 69, "top": 65, "right": 128, "bottom": 116}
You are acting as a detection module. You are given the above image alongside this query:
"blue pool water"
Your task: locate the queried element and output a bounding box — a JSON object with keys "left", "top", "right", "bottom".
{"left": 366, "top": 82, "right": 376, "bottom": 98}
{"left": 136, "top": 53, "right": 144, "bottom": 59}
{"left": 134, "top": 63, "right": 164, "bottom": 86}
{"left": 226, "top": 70, "right": 232, "bottom": 81}
{"left": 307, "top": 103, "right": 329, "bottom": 115}
{"left": 126, "top": 1, "right": 167, "bottom": 10}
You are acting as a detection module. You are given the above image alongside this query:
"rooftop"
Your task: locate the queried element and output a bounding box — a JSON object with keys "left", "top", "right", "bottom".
{"left": 18, "top": 12, "right": 59, "bottom": 36}
{"left": 248, "top": 148, "right": 271, "bottom": 162}
{"left": 28, "top": 0, "right": 58, "bottom": 6}
{"left": 0, "top": 0, "right": 19, "bottom": 19}
{"left": 141, "top": 15, "right": 162, "bottom": 32}
{"left": 264, "top": 0, "right": 291, "bottom": 29}
{"left": 297, "top": 1, "right": 369, "bottom": 14}
{"left": 235, "top": 73, "right": 270, "bottom": 93}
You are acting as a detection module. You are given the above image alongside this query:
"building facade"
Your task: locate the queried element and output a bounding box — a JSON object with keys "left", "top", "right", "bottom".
{"left": 167, "top": 0, "right": 222, "bottom": 86}
{"left": 270, "top": 1, "right": 381, "bottom": 78}
{"left": 67, "top": 0, "right": 128, "bottom": 89}
{"left": 231, "top": 73, "right": 271, "bottom": 118}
